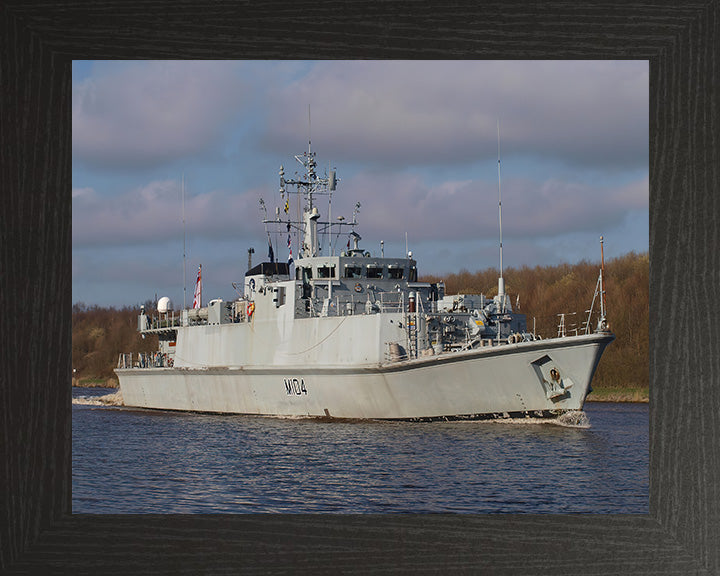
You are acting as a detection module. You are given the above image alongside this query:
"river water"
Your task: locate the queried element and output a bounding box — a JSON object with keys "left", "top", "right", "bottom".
{"left": 72, "top": 387, "right": 648, "bottom": 514}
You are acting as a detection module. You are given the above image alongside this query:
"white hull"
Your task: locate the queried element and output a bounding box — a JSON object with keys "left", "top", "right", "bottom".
{"left": 116, "top": 333, "right": 613, "bottom": 420}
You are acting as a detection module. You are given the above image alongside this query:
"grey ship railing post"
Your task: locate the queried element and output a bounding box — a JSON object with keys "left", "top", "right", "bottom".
{"left": 417, "top": 297, "right": 422, "bottom": 353}
{"left": 585, "top": 272, "right": 602, "bottom": 334}
{"left": 599, "top": 235, "right": 606, "bottom": 321}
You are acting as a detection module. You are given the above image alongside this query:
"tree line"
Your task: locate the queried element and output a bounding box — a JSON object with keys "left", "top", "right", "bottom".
{"left": 72, "top": 301, "right": 158, "bottom": 384}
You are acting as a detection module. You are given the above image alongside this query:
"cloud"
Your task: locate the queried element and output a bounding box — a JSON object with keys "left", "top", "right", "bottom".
{"left": 72, "top": 180, "right": 262, "bottom": 248}
{"left": 72, "top": 187, "right": 95, "bottom": 199}
{"left": 334, "top": 171, "right": 648, "bottom": 243}
{"left": 73, "top": 166, "right": 646, "bottom": 265}
{"left": 73, "top": 61, "right": 249, "bottom": 169}
{"left": 261, "top": 60, "right": 648, "bottom": 171}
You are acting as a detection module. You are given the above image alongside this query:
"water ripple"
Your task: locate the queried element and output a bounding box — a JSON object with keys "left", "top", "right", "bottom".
{"left": 72, "top": 388, "right": 648, "bottom": 514}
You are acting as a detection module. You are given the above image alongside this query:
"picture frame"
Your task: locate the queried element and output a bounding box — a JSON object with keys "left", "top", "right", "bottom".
{"left": 1, "top": 2, "right": 716, "bottom": 573}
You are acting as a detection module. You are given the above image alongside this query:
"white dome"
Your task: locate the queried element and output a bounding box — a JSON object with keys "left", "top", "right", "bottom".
{"left": 157, "top": 296, "right": 173, "bottom": 313}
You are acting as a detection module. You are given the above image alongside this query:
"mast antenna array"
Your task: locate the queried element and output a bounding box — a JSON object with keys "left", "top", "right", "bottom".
{"left": 265, "top": 138, "right": 351, "bottom": 260}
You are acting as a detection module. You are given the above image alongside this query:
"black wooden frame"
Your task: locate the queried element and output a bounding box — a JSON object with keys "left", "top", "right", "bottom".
{"left": 1, "top": 2, "right": 718, "bottom": 574}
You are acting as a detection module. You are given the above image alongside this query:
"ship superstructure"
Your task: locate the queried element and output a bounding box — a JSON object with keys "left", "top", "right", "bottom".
{"left": 116, "top": 144, "right": 614, "bottom": 420}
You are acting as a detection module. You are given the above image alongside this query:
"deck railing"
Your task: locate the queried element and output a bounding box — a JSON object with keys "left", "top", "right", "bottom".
{"left": 116, "top": 352, "right": 173, "bottom": 369}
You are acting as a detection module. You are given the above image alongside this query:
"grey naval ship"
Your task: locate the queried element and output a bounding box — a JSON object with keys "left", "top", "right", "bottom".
{"left": 116, "top": 144, "right": 614, "bottom": 421}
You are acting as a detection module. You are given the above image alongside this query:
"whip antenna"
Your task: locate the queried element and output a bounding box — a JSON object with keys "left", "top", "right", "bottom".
{"left": 182, "top": 173, "right": 186, "bottom": 311}
{"left": 497, "top": 119, "right": 505, "bottom": 312}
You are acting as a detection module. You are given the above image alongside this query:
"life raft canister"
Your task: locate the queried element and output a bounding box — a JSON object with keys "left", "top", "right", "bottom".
{"left": 247, "top": 301, "right": 255, "bottom": 316}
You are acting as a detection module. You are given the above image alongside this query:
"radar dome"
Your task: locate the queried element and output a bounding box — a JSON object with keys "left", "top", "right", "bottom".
{"left": 157, "top": 296, "right": 173, "bottom": 313}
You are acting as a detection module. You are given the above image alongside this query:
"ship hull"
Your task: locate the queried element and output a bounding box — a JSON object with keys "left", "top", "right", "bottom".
{"left": 116, "top": 333, "right": 613, "bottom": 420}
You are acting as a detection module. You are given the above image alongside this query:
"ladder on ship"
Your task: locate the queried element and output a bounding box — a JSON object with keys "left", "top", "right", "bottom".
{"left": 406, "top": 316, "right": 418, "bottom": 358}
{"left": 404, "top": 294, "right": 425, "bottom": 359}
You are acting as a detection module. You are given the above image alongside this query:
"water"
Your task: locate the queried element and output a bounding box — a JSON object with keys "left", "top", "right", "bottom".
{"left": 72, "top": 387, "right": 648, "bottom": 513}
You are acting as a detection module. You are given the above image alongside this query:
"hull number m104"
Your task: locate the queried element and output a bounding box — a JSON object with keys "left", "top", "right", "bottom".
{"left": 284, "top": 378, "right": 307, "bottom": 395}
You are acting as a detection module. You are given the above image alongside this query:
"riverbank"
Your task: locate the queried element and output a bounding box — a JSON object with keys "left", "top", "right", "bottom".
{"left": 72, "top": 377, "right": 118, "bottom": 388}
{"left": 586, "top": 387, "right": 648, "bottom": 403}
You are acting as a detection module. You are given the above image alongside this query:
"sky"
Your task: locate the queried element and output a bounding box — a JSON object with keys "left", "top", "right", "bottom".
{"left": 72, "top": 60, "right": 648, "bottom": 308}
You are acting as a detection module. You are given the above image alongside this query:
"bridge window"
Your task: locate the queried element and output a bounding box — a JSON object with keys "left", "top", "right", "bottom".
{"left": 367, "top": 266, "right": 383, "bottom": 279}
{"left": 388, "top": 267, "right": 404, "bottom": 280}
{"left": 344, "top": 266, "right": 362, "bottom": 278}
{"left": 317, "top": 265, "right": 335, "bottom": 278}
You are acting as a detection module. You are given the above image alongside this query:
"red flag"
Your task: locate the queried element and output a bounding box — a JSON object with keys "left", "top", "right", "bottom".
{"left": 192, "top": 265, "right": 202, "bottom": 309}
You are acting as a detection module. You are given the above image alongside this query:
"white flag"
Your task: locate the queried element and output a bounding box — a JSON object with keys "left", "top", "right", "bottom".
{"left": 192, "top": 265, "right": 202, "bottom": 309}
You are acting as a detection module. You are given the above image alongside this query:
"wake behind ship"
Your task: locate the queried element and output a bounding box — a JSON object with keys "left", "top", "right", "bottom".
{"left": 116, "top": 143, "right": 614, "bottom": 420}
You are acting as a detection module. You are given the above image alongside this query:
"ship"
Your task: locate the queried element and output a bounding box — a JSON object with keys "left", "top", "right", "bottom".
{"left": 115, "top": 143, "right": 614, "bottom": 421}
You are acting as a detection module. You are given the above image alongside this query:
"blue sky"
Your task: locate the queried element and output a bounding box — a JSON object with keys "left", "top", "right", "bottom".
{"left": 72, "top": 60, "right": 648, "bottom": 307}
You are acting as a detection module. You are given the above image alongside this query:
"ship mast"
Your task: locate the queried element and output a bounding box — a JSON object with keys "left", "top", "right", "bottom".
{"left": 260, "top": 111, "right": 358, "bottom": 264}
{"left": 270, "top": 140, "right": 341, "bottom": 261}
{"left": 600, "top": 235, "right": 607, "bottom": 325}
{"left": 497, "top": 119, "right": 505, "bottom": 313}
